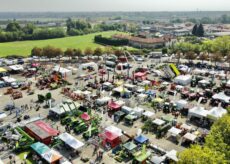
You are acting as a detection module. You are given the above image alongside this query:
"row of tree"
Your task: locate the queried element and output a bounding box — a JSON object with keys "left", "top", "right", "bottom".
{"left": 94, "top": 35, "right": 128, "bottom": 46}
{"left": 171, "top": 36, "right": 230, "bottom": 66}
{"left": 31, "top": 46, "right": 127, "bottom": 60}
{"left": 0, "top": 19, "right": 127, "bottom": 42}
{"left": 171, "top": 14, "right": 230, "bottom": 24}
{"left": 178, "top": 114, "right": 230, "bottom": 163}
{"left": 0, "top": 21, "right": 65, "bottom": 42}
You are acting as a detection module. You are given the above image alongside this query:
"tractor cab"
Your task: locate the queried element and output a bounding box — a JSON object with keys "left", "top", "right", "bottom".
{"left": 83, "top": 126, "right": 99, "bottom": 139}
{"left": 74, "top": 122, "right": 88, "bottom": 134}
{"left": 114, "top": 111, "right": 126, "bottom": 123}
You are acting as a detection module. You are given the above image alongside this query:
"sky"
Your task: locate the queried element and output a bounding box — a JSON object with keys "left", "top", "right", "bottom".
{"left": 0, "top": 0, "right": 229, "bottom": 12}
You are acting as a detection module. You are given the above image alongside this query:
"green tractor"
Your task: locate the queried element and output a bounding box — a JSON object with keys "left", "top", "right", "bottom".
{"left": 70, "top": 119, "right": 83, "bottom": 129}
{"left": 61, "top": 116, "right": 75, "bottom": 125}
{"left": 74, "top": 122, "right": 88, "bottom": 134}
{"left": 15, "top": 127, "right": 35, "bottom": 152}
{"left": 83, "top": 126, "right": 99, "bottom": 139}
{"left": 66, "top": 117, "right": 78, "bottom": 127}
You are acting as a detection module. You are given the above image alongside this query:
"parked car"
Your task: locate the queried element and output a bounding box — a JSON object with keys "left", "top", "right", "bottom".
{"left": 4, "top": 58, "right": 15, "bottom": 65}
{"left": 17, "top": 58, "right": 24, "bottom": 65}
{"left": 4, "top": 103, "right": 15, "bottom": 111}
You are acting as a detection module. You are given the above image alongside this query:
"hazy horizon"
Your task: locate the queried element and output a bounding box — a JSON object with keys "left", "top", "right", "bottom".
{"left": 0, "top": 0, "right": 230, "bottom": 12}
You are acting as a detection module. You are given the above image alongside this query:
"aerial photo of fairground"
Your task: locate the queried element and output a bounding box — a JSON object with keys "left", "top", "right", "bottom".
{"left": 0, "top": 0, "right": 229, "bottom": 163}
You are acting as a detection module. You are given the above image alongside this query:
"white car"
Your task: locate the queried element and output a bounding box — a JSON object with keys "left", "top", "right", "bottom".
{"left": 4, "top": 59, "right": 15, "bottom": 65}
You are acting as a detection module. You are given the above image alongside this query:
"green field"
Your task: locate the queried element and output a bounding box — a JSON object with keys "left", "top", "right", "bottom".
{"left": 0, "top": 31, "right": 132, "bottom": 57}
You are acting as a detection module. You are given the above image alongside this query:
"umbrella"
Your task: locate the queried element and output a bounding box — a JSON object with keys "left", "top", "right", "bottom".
{"left": 123, "top": 142, "right": 137, "bottom": 151}
{"left": 134, "top": 135, "right": 149, "bottom": 144}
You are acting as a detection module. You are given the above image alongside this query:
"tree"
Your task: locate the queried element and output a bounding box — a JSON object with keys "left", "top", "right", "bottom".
{"left": 211, "top": 53, "right": 222, "bottom": 66}
{"left": 42, "top": 46, "right": 62, "bottom": 59}
{"left": 104, "top": 46, "right": 112, "bottom": 55}
{"left": 74, "top": 48, "right": 83, "bottom": 58}
{"left": 196, "top": 24, "right": 204, "bottom": 37}
{"left": 31, "top": 47, "right": 43, "bottom": 57}
{"left": 225, "top": 53, "right": 230, "bottom": 68}
{"left": 185, "top": 51, "right": 196, "bottom": 62}
{"left": 23, "top": 23, "right": 35, "bottom": 35}
{"left": 94, "top": 47, "right": 103, "bottom": 60}
{"left": 193, "top": 44, "right": 201, "bottom": 55}
{"left": 114, "top": 49, "right": 123, "bottom": 57}
{"left": 64, "top": 48, "right": 74, "bottom": 60}
{"left": 202, "top": 40, "right": 214, "bottom": 55}
{"left": 162, "top": 47, "right": 168, "bottom": 54}
{"left": 6, "top": 21, "right": 21, "bottom": 32}
{"left": 205, "top": 115, "right": 230, "bottom": 160}
{"left": 213, "top": 36, "right": 230, "bottom": 57}
{"left": 192, "top": 24, "right": 198, "bottom": 35}
{"left": 178, "top": 145, "right": 226, "bottom": 164}
{"left": 176, "top": 50, "right": 182, "bottom": 65}
{"left": 199, "top": 53, "right": 208, "bottom": 63}
{"left": 84, "top": 47, "right": 93, "bottom": 59}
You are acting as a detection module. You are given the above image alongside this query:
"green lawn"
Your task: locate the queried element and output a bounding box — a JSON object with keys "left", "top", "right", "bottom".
{"left": 0, "top": 31, "right": 131, "bottom": 57}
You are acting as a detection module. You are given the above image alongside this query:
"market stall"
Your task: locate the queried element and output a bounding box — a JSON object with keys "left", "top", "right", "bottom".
{"left": 2, "top": 76, "right": 16, "bottom": 84}
{"left": 176, "top": 100, "right": 188, "bottom": 110}
{"left": 108, "top": 101, "right": 122, "bottom": 111}
{"left": 182, "top": 132, "right": 197, "bottom": 144}
{"left": 96, "top": 97, "right": 111, "bottom": 106}
{"left": 0, "top": 112, "right": 7, "bottom": 122}
{"left": 31, "top": 142, "right": 62, "bottom": 164}
{"left": 174, "top": 75, "right": 191, "bottom": 86}
{"left": 25, "top": 121, "right": 59, "bottom": 144}
{"left": 113, "top": 86, "right": 131, "bottom": 98}
{"left": 134, "top": 135, "right": 149, "bottom": 145}
{"left": 212, "top": 92, "right": 229, "bottom": 104}
{"left": 207, "top": 107, "right": 227, "bottom": 121}
{"left": 134, "top": 72, "right": 147, "bottom": 81}
{"left": 188, "top": 106, "right": 208, "bottom": 120}
{"left": 58, "top": 132, "right": 84, "bottom": 150}
{"left": 99, "top": 131, "right": 121, "bottom": 149}
{"left": 142, "top": 111, "right": 155, "bottom": 121}
{"left": 165, "top": 149, "right": 178, "bottom": 162}
{"left": 53, "top": 66, "right": 72, "bottom": 77}
{"left": 167, "top": 127, "right": 182, "bottom": 143}
{"left": 9, "top": 65, "right": 24, "bottom": 73}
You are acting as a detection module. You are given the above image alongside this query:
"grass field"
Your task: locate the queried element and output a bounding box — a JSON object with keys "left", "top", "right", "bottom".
{"left": 0, "top": 31, "right": 133, "bottom": 57}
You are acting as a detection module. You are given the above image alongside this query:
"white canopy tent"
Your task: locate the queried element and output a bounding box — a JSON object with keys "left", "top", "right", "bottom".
{"left": 207, "top": 107, "right": 227, "bottom": 120}
{"left": 193, "top": 69, "right": 207, "bottom": 75}
{"left": 137, "top": 93, "right": 147, "bottom": 100}
{"left": 105, "top": 125, "right": 123, "bottom": 137}
{"left": 59, "top": 133, "right": 84, "bottom": 150}
{"left": 152, "top": 118, "right": 166, "bottom": 126}
{"left": 96, "top": 97, "right": 111, "bottom": 105}
{"left": 227, "top": 80, "right": 230, "bottom": 88}
{"left": 176, "top": 100, "right": 188, "bottom": 110}
{"left": 141, "top": 80, "right": 151, "bottom": 86}
{"left": 142, "top": 111, "right": 155, "bottom": 118}
{"left": 2, "top": 76, "right": 16, "bottom": 83}
{"left": 188, "top": 106, "right": 208, "bottom": 119}
{"left": 168, "top": 127, "right": 182, "bottom": 137}
{"left": 182, "top": 133, "right": 197, "bottom": 142}
{"left": 174, "top": 75, "right": 191, "bottom": 86}
{"left": 78, "top": 62, "right": 98, "bottom": 76}
{"left": 165, "top": 149, "right": 178, "bottom": 162}
{"left": 49, "top": 106, "right": 66, "bottom": 115}
{"left": 121, "top": 106, "right": 133, "bottom": 114}
{"left": 0, "top": 112, "right": 7, "bottom": 121}
{"left": 132, "top": 107, "right": 144, "bottom": 117}
{"left": 9, "top": 65, "right": 24, "bottom": 71}
{"left": 53, "top": 66, "right": 72, "bottom": 77}
{"left": 212, "top": 92, "right": 230, "bottom": 103}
